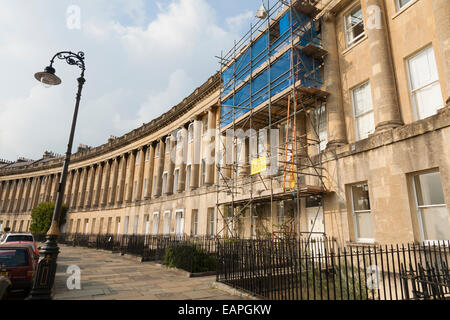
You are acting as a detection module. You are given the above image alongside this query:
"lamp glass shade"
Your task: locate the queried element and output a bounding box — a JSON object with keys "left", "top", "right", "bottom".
{"left": 34, "top": 66, "right": 62, "bottom": 86}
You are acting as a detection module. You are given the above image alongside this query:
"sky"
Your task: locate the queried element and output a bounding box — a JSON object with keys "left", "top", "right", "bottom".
{"left": 0, "top": 0, "right": 274, "bottom": 162}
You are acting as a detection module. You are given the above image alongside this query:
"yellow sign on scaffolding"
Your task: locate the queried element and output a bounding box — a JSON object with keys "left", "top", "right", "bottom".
{"left": 251, "top": 157, "right": 267, "bottom": 175}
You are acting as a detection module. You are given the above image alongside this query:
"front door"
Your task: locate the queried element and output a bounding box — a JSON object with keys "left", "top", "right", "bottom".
{"left": 306, "top": 206, "right": 324, "bottom": 238}
{"left": 175, "top": 211, "right": 184, "bottom": 237}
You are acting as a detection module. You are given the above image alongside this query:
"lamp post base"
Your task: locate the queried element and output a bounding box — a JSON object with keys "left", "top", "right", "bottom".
{"left": 26, "top": 235, "right": 60, "bottom": 300}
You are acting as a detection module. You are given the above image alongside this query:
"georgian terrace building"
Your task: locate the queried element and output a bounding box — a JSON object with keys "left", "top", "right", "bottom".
{"left": 0, "top": 0, "right": 449, "bottom": 246}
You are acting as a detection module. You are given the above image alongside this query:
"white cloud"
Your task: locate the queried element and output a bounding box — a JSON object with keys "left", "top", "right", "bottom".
{"left": 226, "top": 11, "right": 253, "bottom": 32}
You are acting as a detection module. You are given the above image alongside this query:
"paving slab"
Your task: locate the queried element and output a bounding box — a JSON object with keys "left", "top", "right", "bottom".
{"left": 53, "top": 244, "right": 248, "bottom": 300}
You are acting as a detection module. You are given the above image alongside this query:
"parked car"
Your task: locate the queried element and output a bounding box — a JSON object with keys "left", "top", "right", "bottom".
{"left": 0, "top": 233, "right": 35, "bottom": 245}
{"left": 0, "top": 274, "right": 11, "bottom": 300}
{"left": 0, "top": 244, "right": 36, "bottom": 294}
{"left": 5, "top": 241, "right": 40, "bottom": 265}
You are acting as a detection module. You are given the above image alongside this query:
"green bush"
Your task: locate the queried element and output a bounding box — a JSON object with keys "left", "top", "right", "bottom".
{"left": 30, "top": 202, "right": 68, "bottom": 234}
{"left": 164, "top": 244, "right": 217, "bottom": 273}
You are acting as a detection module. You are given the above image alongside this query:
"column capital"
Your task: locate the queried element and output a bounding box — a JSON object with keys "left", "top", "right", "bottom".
{"left": 323, "top": 12, "right": 336, "bottom": 23}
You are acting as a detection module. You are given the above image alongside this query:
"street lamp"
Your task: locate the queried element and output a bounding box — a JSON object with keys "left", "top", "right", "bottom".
{"left": 28, "top": 51, "right": 86, "bottom": 300}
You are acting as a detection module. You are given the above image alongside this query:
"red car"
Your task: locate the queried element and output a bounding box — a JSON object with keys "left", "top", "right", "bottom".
{"left": 5, "top": 241, "right": 40, "bottom": 265}
{"left": 0, "top": 244, "right": 36, "bottom": 294}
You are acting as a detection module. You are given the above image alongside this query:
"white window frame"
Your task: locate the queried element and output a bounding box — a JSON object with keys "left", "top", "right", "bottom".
{"left": 396, "top": 0, "right": 414, "bottom": 11}
{"left": 175, "top": 209, "right": 185, "bottom": 237}
{"left": 143, "top": 214, "right": 150, "bottom": 235}
{"left": 163, "top": 210, "right": 172, "bottom": 236}
{"left": 165, "top": 137, "right": 170, "bottom": 154}
{"left": 344, "top": 3, "right": 365, "bottom": 48}
{"left": 350, "top": 182, "right": 374, "bottom": 243}
{"left": 152, "top": 212, "right": 160, "bottom": 235}
{"left": 406, "top": 45, "right": 444, "bottom": 121}
{"left": 352, "top": 81, "right": 375, "bottom": 141}
{"left": 133, "top": 215, "right": 139, "bottom": 235}
{"left": 162, "top": 171, "right": 168, "bottom": 195}
{"left": 208, "top": 208, "right": 215, "bottom": 237}
{"left": 412, "top": 171, "right": 448, "bottom": 245}
{"left": 173, "top": 168, "right": 179, "bottom": 194}
{"left": 188, "top": 123, "right": 194, "bottom": 142}
{"left": 186, "top": 164, "right": 192, "bottom": 191}
{"left": 123, "top": 216, "right": 129, "bottom": 235}
{"left": 176, "top": 130, "right": 183, "bottom": 150}
{"left": 191, "top": 209, "right": 198, "bottom": 236}
{"left": 84, "top": 219, "right": 89, "bottom": 235}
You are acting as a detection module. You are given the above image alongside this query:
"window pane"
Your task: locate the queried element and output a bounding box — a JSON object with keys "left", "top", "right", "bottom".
{"left": 353, "top": 82, "right": 373, "bottom": 116}
{"left": 408, "top": 47, "right": 439, "bottom": 90}
{"left": 398, "top": 0, "right": 412, "bottom": 9}
{"left": 356, "top": 111, "right": 375, "bottom": 140}
{"left": 355, "top": 211, "right": 374, "bottom": 239}
{"left": 352, "top": 183, "right": 371, "bottom": 211}
{"left": 346, "top": 5, "right": 364, "bottom": 45}
{"left": 420, "top": 206, "right": 450, "bottom": 241}
{"left": 414, "top": 172, "right": 445, "bottom": 206}
{"left": 414, "top": 82, "right": 444, "bottom": 119}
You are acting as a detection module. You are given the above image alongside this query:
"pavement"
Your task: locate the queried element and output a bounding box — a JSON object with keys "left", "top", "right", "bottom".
{"left": 53, "top": 244, "right": 248, "bottom": 300}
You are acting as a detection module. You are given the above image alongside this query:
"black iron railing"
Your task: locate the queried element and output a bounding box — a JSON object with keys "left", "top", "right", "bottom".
{"left": 216, "top": 239, "right": 450, "bottom": 300}
{"left": 34, "top": 233, "right": 218, "bottom": 273}
{"left": 33, "top": 233, "right": 450, "bottom": 299}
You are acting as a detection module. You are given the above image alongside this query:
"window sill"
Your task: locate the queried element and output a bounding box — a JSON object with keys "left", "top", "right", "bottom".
{"left": 346, "top": 240, "right": 376, "bottom": 247}
{"left": 392, "top": 0, "right": 418, "bottom": 20}
{"left": 342, "top": 35, "right": 367, "bottom": 56}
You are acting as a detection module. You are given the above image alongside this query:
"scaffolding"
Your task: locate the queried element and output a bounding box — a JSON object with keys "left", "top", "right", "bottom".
{"left": 215, "top": 0, "right": 331, "bottom": 240}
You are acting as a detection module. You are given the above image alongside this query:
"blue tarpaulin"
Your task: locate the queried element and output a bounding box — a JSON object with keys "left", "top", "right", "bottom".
{"left": 220, "top": 9, "right": 322, "bottom": 128}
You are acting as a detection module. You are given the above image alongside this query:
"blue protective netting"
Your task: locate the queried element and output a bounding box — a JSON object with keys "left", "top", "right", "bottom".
{"left": 221, "top": 9, "right": 322, "bottom": 128}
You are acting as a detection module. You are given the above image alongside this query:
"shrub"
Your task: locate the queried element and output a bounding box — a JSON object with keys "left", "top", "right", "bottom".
{"left": 3, "top": 227, "right": 11, "bottom": 232}
{"left": 30, "top": 202, "right": 68, "bottom": 234}
{"left": 164, "top": 244, "right": 217, "bottom": 273}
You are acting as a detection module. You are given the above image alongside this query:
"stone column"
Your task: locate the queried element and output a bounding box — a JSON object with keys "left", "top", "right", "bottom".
{"left": 20, "top": 179, "right": 31, "bottom": 212}
{"left": 23, "top": 178, "right": 34, "bottom": 212}
{"left": 177, "top": 128, "right": 188, "bottom": 192}
{"left": 85, "top": 165, "right": 96, "bottom": 209}
{"left": 93, "top": 163, "right": 103, "bottom": 207}
{"left": 363, "top": 0, "right": 403, "bottom": 131}
{"left": 14, "top": 179, "right": 25, "bottom": 213}
{"left": 145, "top": 143, "right": 156, "bottom": 199}
{"left": 109, "top": 158, "right": 119, "bottom": 205}
{"left": 117, "top": 154, "right": 128, "bottom": 204}
{"left": 31, "top": 177, "right": 41, "bottom": 209}
{"left": 0, "top": 181, "right": 3, "bottom": 210}
{"left": 1, "top": 181, "right": 10, "bottom": 212}
{"left": 71, "top": 170, "right": 81, "bottom": 210}
{"left": 43, "top": 175, "right": 52, "bottom": 203}
{"left": 101, "top": 160, "right": 111, "bottom": 207}
{"left": 64, "top": 171, "right": 74, "bottom": 208}
{"left": 52, "top": 173, "right": 60, "bottom": 203}
{"left": 154, "top": 139, "right": 165, "bottom": 197}
{"left": 166, "top": 137, "right": 176, "bottom": 195}
{"left": 205, "top": 107, "right": 217, "bottom": 186}
{"left": 126, "top": 150, "right": 136, "bottom": 203}
{"left": 136, "top": 147, "right": 146, "bottom": 200}
{"left": 322, "top": 13, "right": 347, "bottom": 148}
{"left": 432, "top": 0, "right": 450, "bottom": 106}
{"left": 190, "top": 119, "right": 201, "bottom": 189}
{"left": 7, "top": 180, "right": 18, "bottom": 213}
{"left": 77, "top": 167, "right": 88, "bottom": 209}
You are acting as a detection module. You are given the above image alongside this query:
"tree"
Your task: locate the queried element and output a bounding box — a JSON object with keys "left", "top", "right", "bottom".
{"left": 29, "top": 202, "right": 68, "bottom": 234}
{"left": 3, "top": 227, "right": 10, "bottom": 232}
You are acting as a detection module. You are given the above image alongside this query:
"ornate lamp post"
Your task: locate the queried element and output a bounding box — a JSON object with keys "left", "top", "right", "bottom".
{"left": 28, "top": 51, "right": 86, "bottom": 300}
